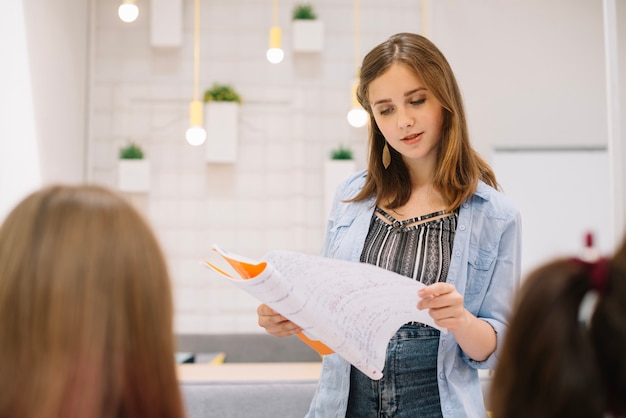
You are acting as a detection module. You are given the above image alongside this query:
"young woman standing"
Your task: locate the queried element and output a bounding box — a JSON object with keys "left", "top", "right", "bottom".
{"left": 258, "top": 32, "right": 522, "bottom": 418}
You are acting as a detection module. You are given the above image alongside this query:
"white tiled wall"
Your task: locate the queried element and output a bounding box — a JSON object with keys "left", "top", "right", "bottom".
{"left": 88, "top": 0, "right": 423, "bottom": 334}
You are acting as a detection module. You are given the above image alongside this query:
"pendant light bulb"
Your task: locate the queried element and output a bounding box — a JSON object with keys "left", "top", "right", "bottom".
{"left": 347, "top": 80, "right": 368, "bottom": 128}
{"left": 186, "top": 100, "right": 206, "bottom": 146}
{"left": 266, "top": 26, "right": 284, "bottom": 64}
{"left": 186, "top": 126, "right": 206, "bottom": 146}
{"left": 118, "top": 0, "right": 139, "bottom": 23}
{"left": 347, "top": 108, "right": 368, "bottom": 128}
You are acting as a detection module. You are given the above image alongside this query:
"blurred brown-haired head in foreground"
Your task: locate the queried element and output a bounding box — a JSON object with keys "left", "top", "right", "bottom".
{"left": 0, "top": 185, "right": 184, "bottom": 418}
{"left": 490, "top": 236, "right": 626, "bottom": 418}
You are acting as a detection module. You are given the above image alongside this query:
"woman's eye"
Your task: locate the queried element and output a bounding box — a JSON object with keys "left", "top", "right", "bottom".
{"left": 410, "top": 98, "right": 426, "bottom": 105}
{"left": 379, "top": 108, "right": 392, "bottom": 116}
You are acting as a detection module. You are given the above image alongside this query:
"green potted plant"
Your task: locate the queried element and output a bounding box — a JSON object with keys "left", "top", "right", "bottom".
{"left": 330, "top": 145, "right": 353, "bottom": 160}
{"left": 324, "top": 145, "right": 356, "bottom": 217}
{"left": 292, "top": 3, "right": 324, "bottom": 52}
{"left": 118, "top": 142, "right": 150, "bottom": 193}
{"left": 203, "top": 83, "right": 242, "bottom": 163}
{"left": 292, "top": 4, "right": 317, "bottom": 20}
{"left": 119, "top": 142, "right": 144, "bottom": 159}
{"left": 203, "top": 83, "right": 242, "bottom": 104}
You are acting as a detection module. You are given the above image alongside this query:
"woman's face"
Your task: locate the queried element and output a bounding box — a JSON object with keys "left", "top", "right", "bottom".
{"left": 368, "top": 63, "right": 444, "bottom": 168}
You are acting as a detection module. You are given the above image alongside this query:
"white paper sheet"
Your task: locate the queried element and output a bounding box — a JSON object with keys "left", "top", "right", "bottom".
{"left": 204, "top": 246, "right": 445, "bottom": 380}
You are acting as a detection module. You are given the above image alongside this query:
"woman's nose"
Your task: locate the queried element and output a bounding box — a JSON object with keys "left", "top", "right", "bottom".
{"left": 397, "top": 107, "right": 414, "bottom": 129}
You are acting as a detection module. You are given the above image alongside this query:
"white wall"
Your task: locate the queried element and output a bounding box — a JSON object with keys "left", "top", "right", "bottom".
{"left": 1, "top": 0, "right": 87, "bottom": 221}
{"left": 620, "top": 1, "right": 626, "bottom": 154}
{"left": 613, "top": 0, "right": 626, "bottom": 243}
{"left": 0, "top": 0, "right": 41, "bottom": 221}
{"left": 23, "top": 0, "right": 89, "bottom": 185}
{"left": 430, "top": 0, "right": 607, "bottom": 154}
{"left": 493, "top": 149, "right": 611, "bottom": 278}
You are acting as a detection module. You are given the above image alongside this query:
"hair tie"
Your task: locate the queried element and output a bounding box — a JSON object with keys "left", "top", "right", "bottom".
{"left": 588, "top": 258, "right": 609, "bottom": 293}
{"left": 570, "top": 257, "right": 609, "bottom": 292}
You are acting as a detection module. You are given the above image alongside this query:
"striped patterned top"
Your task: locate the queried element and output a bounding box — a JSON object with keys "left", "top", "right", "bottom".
{"left": 360, "top": 206, "right": 458, "bottom": 285}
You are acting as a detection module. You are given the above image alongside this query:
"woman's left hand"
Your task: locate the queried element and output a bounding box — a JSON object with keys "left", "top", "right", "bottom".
{"left": 417, "top": 282, "right": 496, "bottom": 361}
{"left": 417, "top": 282, "right": 470, "bottom": 333}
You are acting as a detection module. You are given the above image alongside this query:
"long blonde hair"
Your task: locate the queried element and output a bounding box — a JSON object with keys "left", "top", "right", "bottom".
{"left": 353, "top": 32, "right": 497, "bottom": 211}
{"left": 0, "top": 185, "right": 184, "bottom": 418}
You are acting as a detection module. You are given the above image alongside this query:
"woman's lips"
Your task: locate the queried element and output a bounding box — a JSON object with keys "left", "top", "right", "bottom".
{"left": 401, "top": 132, "right": 422, "bottom": 144}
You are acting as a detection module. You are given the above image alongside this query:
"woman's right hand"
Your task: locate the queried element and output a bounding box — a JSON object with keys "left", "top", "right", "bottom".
{"left": 257, "top": 304, "right": 302, "bottom": 337}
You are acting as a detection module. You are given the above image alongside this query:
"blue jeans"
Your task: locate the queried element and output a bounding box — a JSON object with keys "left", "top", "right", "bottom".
{"left": 346, "top": 324, "right": 443, "bottom": 418}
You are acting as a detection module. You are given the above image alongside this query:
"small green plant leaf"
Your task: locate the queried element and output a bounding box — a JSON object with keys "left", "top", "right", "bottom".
{"left": 330, "top": 145, "right": 353, "bottom": 160}
{"left": 119, "top": 142, "right": 144, "bottom": 159}
{"left": 203, "top": 83, "right": 242, "bottom": 103}
{"left": 292, "top": 4, "right": 317, "bottom": 20}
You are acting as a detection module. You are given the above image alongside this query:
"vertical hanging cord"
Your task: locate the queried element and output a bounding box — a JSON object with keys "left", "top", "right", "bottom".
{"left": 422, "top": 0, "right": 428, "bottom": 37}
{"left": 193, "top": 0, "right": 200, "bottom": 101}
{"left": 273, "top": 0, "right": 278, "bottom": 26}
{"left": 354, "top": 0, "right": 360, "bottom": 77}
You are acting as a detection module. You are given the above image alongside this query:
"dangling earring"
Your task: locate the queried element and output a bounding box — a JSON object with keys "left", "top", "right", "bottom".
{"left": 382, "top": 142, "right": 391, "bottom": 169}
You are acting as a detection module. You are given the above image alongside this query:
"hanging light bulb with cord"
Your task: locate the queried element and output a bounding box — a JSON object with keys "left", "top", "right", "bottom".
{"left": 186, "top": 100, "right": 206, "bottom": 146}
{"left": 266, "top": 0, "right": 283, "bottom": 64}
{"left": 118, "top": 0, "right": 139, "bottom": 23}
{"left": 346, "top": 0, "right": 367, "bottom": 127}
{"left": 185, "top": 0, "right": 206, "bottom": 146}
{"left": 266, "top": 25, "right": 284, "bottom": 64}
{"left": 347, "top": 79, "right": 368, "bottom": 128}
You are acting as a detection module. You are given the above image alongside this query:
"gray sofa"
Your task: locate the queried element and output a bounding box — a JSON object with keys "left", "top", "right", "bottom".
{"left": 181, "top": 379, "right": 317, "bottom": 418}
{"left": 177, "top": 333, "right": 320, "bottom": 418}
{"left": 176, "top": 333, "right": 322, "bottom": 363}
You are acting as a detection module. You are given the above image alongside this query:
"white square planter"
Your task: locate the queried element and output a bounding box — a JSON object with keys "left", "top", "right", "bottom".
{"left": 292, "top": 20, "right": 324, "bottom": 53}
{"left": 204, "top": 102, "right": 239, "bottom": 163}
{"left": 118, "top": 159, "right": 150, "bottom": 193}
{"left": 150, "top": 0, "right": 182, "bottom": 47}
{"left": 324, "top": 160, "right": 356, "bottom": 218}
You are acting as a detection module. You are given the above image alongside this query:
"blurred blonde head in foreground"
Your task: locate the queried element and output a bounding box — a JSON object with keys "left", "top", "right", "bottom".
{"left": 0, "top": 185, "right": 184, "bottom": 418}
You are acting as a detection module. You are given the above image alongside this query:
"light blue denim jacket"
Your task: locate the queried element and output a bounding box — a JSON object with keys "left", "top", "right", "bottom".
{"left": 306, "top": 170, "right": 522, "bottom": 418}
